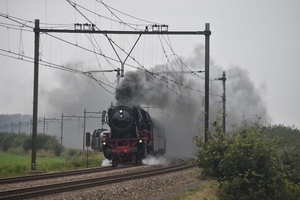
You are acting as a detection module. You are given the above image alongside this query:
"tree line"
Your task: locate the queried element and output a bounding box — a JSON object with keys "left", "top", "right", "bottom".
{"left": 0, "top": 132, "right": 63, "bottom": 156}
{"left": 0, "top": 114, "right": 33, "bottom": 125}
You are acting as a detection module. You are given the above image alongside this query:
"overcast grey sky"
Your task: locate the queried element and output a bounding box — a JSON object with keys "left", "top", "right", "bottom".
{"left": 1, "top": 0, "right": 300, "bottom": 129}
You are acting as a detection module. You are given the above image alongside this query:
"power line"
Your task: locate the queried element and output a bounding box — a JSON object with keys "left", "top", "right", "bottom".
{"left": 65, "top": 1, "right": 184, "bottom": 97}
{"left": 67, "top": 0, "right": 160, "bottom": 30}
{"left": 42, "top": 30, "right": 190, "bottom": 96}
{"left": 95, "top": 0, "right": 161, "bottom": 25}
{"left": 0, "top": 12, "right": 120, "bottom": 90}
{"left": 0, "top": 48, "right": 116, "bottom": 93}
{"left": 2, "top": 9, "right": 205, "bottom": 98}
{"left": 0, "top": 13, "right": 34, "bottom": 29}
{"left": 162, "top": 35, "right": 205, "bottom": 80}
{"left": 85, "top": 34, "right": 117, "bottom": 84}
{"left": 2, "top": 11, "right": 216, "bottom": 113}
{"left": 95, "top": 0, "right": 138, "bottom": 30}
{"left": 157, "top": 35, "right": 181, "bottom": 78}
{"left": 1, "top": 12, "right": 218, "bottom": 99}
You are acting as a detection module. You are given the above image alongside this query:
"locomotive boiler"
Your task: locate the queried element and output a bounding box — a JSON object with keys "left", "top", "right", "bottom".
{"left": 102, "top": 105, "right": 166, "bottom": 166}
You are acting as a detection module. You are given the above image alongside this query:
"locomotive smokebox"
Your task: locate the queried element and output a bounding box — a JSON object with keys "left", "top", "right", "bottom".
{"left": 108, "top": 106, "right": 135, "bottom": 133}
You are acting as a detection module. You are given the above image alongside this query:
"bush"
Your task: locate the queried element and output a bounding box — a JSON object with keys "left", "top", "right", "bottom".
{"left": 7, "top": 146, "right": 26, "bottom": 155}
{"left": 194, "top": 117, "right": 300, "bottom": 200}
{"left": 0, "top": 133, "right": 17, "bottom": 152}
{"left": 0, "top": 132, "right": 63, "bottom": 155}
{"left": 262, "top": 124, "right": 300, "bottom": 186}
{"left": 262, "top": 124, "right": 300, "bottom": 149}
{"left": 36, "top": 149, "right": 55, "bottom": 157}
{"left": 215, "top": 132, "right": 286, "bottom": 199}
{"left": 0, "top": 149, "right": 104, "bottom": 176}
{"left": 193, "top": 117, "right": 234, "bottom": 181}
{"left": 0, "top": 164, "right": 28, "bottom": 178}
{"left": 54, "top": 143, "right": 63, "bottom": 156}
{"left": 12, "top": 133, "right": 28, "bottom": 148}
{"left": 62, "top": 149, "right": 86, "bottom": 160}
{"left": 278, "top": 146, "right": 300, "bottom": 185}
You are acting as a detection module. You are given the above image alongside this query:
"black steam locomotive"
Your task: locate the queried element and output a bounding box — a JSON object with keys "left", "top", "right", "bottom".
{"left": 102, "top": 105, "right": 166, "bottom": 166}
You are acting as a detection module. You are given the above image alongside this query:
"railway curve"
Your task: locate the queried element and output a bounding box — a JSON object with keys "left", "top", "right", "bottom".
{"left": 0, "top": 157, "right": 195, "bottom": 200}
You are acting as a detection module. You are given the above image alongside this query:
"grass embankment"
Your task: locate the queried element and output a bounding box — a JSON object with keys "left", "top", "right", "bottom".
{"left": 0, "top": 150, "right": 104, "bottom": 178}
{"left": 0, "top": 151, "right": 64, "bottom": 165}
{"left": 164, "top": 181, "right": 218, "bottom": 200}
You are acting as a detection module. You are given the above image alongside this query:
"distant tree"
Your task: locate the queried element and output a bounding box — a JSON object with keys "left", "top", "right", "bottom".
{"left": 261, "top": 124, "right": 300, "bottom": 186}
{"left": 22, "top": 137, "right": 32, "bottom": 151}
{"left": 0, "top": 133, "right": 9, "bottom": 146}
{"left": 262, "top": 124, "right": 300, "bottom": 149}
{"left": 0, "top": 132, "right": 17, "bottom": 152}
{"left": 36, "top": 134, "right": 49, "bottom": 150}
{"left": 39, "top": 134, "right": 61, "bottom": 150}
{"left": 12, "top": 133, "right": 28, "bottom": 148}
{"left": 0, "top": 114, "right": 33, "bottom": 126}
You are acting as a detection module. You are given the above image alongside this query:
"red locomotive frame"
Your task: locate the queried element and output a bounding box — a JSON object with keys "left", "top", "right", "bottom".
{"left": 103, "top": 129, "right": 155, "bottom": 166}
{"left": 102, "top": 105, "right": 165, "bottom": 166}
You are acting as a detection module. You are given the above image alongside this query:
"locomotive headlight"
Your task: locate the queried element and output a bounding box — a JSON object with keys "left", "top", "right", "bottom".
{"left": 102, "top": 142, "right": 106, "bottom": 145}
{"left": 139, "top": 139, "right": 143, "bottom": 143}
{"left": 119, "top": 110, "right": 123, "bottom": 114}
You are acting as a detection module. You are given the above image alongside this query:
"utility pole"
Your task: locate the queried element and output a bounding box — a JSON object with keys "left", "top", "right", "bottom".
{"left": 31, "top": 19, "right": 39, "bottom": 171}
{"left": 204, "top": 23, "right": 210, "bottom": 142}
{"left": 83, "top": 109, "right": 86, "bottom": 150}
{"left": 61, "top": 113, "right": 64, "bottom": 146}
{"left": 215, "top": 71, "right": 226, "bottom": 133}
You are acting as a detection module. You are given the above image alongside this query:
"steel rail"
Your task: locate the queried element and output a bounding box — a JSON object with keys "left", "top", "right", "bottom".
{"left": 0, "top": 159, "right": 194, "bottom": 200}
{"left": 0, "top": 165, "right": 132, "bottom": 185}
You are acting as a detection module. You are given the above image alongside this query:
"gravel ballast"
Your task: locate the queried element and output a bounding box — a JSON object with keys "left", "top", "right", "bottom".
{"left": 42, "top": 166, "right": 202, "bottom": 200}
{"left": 0, "top": 165, "right": 202, "bottom": 200}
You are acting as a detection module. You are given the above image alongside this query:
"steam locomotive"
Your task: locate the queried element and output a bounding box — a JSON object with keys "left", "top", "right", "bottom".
{"left": 91, "top": 128, "right": 108, "bottom": 151}
{"left": 102, "top": 105, "right": 166, "bottom": 166}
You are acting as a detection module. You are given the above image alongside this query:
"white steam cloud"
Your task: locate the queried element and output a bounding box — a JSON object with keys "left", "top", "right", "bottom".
{"left": 142, "top": 155, "right": 171, "bottom": 166}
{"left": 101, "top": 159, "right": 111, "bottom": 167}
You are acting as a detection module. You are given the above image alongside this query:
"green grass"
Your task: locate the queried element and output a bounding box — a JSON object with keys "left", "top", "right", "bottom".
{"left": 0, "top": 151, "right": 66, "bottom": 177}
{"left": 163, "top": 181, "right": 218, "bottom": 200}
{"left": 0, "top": 151, "right": 104, "bottom": 178}
{"left": 0, "top": 151, "right": 64, "bottom": 166}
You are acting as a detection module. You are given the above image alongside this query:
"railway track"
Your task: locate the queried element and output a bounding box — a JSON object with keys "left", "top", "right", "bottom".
{"left": 0, "top": 158, "right": 193, "bottom": 200}
{"left": 0, "top": 165, "right": 130, "bottom": 185}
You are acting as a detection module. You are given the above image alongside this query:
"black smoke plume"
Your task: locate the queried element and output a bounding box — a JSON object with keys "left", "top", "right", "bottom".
{"left": 115, "top": 44, "right": 271, "bottom": 157}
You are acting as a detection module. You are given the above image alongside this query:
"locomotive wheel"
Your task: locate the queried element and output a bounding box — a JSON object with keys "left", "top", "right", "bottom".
{"left": 112, "top": 163, "right": 117, "bottom": 167}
